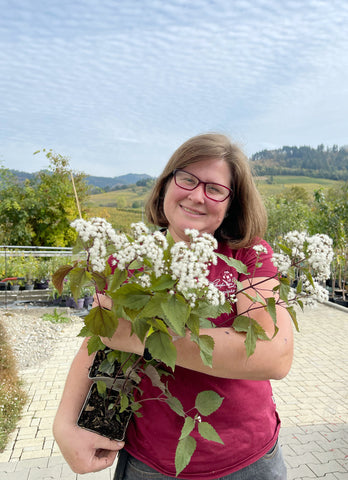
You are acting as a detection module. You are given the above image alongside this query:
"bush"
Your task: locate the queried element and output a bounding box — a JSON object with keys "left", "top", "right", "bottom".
{"left": 0, "top": 319, "right": 27, "bottom": 451}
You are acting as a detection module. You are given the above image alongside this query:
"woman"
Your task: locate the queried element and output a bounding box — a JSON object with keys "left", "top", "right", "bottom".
{"left": 53, "top": 133, "right": 293, "bottom": 479}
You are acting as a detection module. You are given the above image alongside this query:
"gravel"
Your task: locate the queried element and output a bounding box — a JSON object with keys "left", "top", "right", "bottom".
{"left": 0, "top": 307, "right": 82, "bottom": 370}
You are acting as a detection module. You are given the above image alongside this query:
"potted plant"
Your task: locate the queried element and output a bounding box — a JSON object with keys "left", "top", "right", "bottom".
{"left": 53, "top": 219, "right": 334, "bottom": 475}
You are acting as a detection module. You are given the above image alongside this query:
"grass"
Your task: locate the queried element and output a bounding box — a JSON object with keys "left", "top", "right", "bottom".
{"left": 41, "top": 308, "right": 70, "bottom": 323}
{"left": 0, "top": 317, "right": 27, "bottom": 452}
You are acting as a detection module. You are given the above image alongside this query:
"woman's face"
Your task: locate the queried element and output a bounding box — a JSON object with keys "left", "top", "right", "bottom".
{"left": 163, "top": 158, "right": 231, "bottom": 242}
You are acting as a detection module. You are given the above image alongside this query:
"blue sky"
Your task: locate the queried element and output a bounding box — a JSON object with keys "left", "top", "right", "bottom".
{"left": 1, "top": 0, "right": 347, "bottom": 177}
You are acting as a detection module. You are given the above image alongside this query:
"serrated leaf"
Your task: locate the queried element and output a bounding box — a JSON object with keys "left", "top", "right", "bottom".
{"left": 166, "top": 396, "right": 185, "bottom": 417}
{"left": 161, "top": 294, "right": 189, "bottom": 336}
{"left": 70, "top": 267, "right": 92, "bottom": 300}
{"left": 265, "top": 297, "right": 277, "bottom": 325}
{"left": 244, "top": 324, "right": 257, "bottom": 357}
{"left": 234, "top": 316, "right": 270, "bottom": 357}
{"left": 151, "top": 274, "right": 176, "bottom": 291}
{"left": 186, "top": 314, "right": 200, "bottom": 336}
{"left": 87, "top": 335, "right": 106, "bottom": 355}
{"left": 132, "top": 317, "right": 150, "bottom": 343}
{"left": 198, "top": 421, "right": 224, "bottom": 444}
{"left": 143, "top": 364, "right": 166, "bottom": 392}
{"left": 175, "top": 436, "right": 197, "bottom": 477}
{"left": 279, "top": 277, "right": 291, "bottom": 303}
{"left": 145, "top": 331, "right": 177, "bottom": 370}
{"left": 111, "top": 283, "right": 150, "bottom": 309}
{"left": 179, "top": 417, "right": 195, "bottom": 440}
{"left": 92, "top": 271, "right": 107, "bottom": 292}
{"left": 108, "top": 268, "right": 127, "bottom": 291}
{"left": 197, "top": 334, "right": 215, "bottom": 367}
{"left": 216, "top": 253, "right": 249, "bottom": 274}
{"left": 119, "top": 393, "right": 129, "bottom": 413}
{"left": 195, "top": 390, "right": 223, "bottom": 416}
{"left": 78, "top": 325, "right": 93, "bottom": 337}
{"left": 286, "top": 306, "right": 300, "bottom": 332}
{"left": 52, "top": 264, "right": 75, "bottom": 294}
{"left": 84, "top": 306, "right": 119, "bottom": 338}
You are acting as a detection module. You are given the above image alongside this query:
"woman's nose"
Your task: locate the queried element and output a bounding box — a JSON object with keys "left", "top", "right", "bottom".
{"left": 187, "top": 184, "right": 205, "bottom": 202}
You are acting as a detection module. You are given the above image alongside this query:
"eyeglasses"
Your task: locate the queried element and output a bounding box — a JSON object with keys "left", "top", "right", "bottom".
{"left": 173, "top": 169, "right": 232, "bottom": 202}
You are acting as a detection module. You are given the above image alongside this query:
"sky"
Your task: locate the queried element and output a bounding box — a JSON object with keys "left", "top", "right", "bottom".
{"left": 1, "top": 0, "right": 347, "bottom": 178}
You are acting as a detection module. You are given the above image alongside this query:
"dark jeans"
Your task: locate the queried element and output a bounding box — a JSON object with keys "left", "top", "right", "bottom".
{"left": 113, "top": 439, "right": 287, "bottom": 479}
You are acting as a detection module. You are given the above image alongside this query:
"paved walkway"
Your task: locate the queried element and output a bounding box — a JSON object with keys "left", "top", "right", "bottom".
{"left": 0, "top": 302, "right": 347, "bottom": 479}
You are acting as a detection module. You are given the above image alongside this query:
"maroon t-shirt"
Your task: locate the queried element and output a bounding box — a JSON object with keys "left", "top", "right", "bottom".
{"left": 124, "top": 239, "right": 281, "bottom": 478}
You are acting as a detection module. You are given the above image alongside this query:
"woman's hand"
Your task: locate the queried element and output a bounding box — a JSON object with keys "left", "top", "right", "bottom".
{"left": 53, "top": 420, "right": 124, "bottom": 474}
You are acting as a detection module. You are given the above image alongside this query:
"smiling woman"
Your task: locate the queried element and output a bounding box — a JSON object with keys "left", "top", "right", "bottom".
{"left": 53, "top": 133, "right": 291, "bottom": 480}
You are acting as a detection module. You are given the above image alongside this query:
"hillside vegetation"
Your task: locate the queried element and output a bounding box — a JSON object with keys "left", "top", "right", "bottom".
{"left": 251, "top": 145, "right": 348, "bottom": 180}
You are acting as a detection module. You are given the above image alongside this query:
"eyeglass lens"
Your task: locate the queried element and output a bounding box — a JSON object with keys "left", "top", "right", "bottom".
{"left": 174, "top": 170, "right": 231, "bottom": 201}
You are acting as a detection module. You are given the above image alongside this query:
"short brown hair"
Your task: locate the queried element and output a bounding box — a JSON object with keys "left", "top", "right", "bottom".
{"left": 145, "top": 133, "right": 267, "bottom": 248}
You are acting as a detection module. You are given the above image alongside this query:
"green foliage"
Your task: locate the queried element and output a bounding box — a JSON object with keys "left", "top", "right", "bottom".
{"left": 0, "top": 320, "right": 27, "bottom": 452}
{"left": 251, "top": 144, "right": 348, "bottom": 180}
{"left": 0, "top": 151, "right": 89, "bottom": 246}
{"left": 41, "top": 308, "right": 70, "bottom": 324}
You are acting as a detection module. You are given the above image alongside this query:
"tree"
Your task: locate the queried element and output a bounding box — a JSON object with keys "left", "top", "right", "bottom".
{"left": 31, "top": 150, "right": 90, "bottom": 246}
{"left": 0, "top": 152, "right": 90, "bottom": 246}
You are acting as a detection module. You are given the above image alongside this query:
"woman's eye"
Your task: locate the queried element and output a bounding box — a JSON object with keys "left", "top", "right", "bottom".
{"left": 206, "top": 184, "right": 221, "bottom": 194}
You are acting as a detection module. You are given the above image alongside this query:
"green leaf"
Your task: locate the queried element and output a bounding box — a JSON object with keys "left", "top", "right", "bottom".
{"left": 145, "top": 331, "right": 177, "bottom": 370}
{"left": 277, "top": 243, "right": 292, "bottom": 256}
{"left": 233, "top": 316, "right": 270, "bottom": 357}
{"left": 147, "top": 317, "right": 170, "bottom": 335}
{"left": 215, "top": 253, "right": 249, "bottom": 274}
{"left": 175, "top": 436, "right": 197, "bottom": 477}
{"left": 195, "top": 390, "right": 223, "bottom": 416}
{"left": 78, "top": 325, "right": 93, "bottom": 337}
{"left": 179, "top": 417, "right": 195, "bottom": 440}
{"left": 139, "top": 294, "right": 166, "bottom": 318}
{"left": 96, "top": 380, "right": 106, "bottom": 396}
{"left": 151, "top": 274, "right": 176, "bottom": 291}
{"left": 119, "top": 393, "right": 129, "bottom": 413}
{"left": 132, "top": 317, "right": 150, "bottom": 343}
{"left": 111, "top": 283, "right": 150, "bottom": 309}
{"left": 304, "top": 269, "right": 315, "bottom": 289}
{"left": 92, "top": 271, "right": 108, "bottom": 292}
{"left": 279, "top": 277, "right": 291, "bottom": 303}
{"left": 186, "top": 314, "right": 200, "bottom": 336}
{"left": 108, "top": 268, "right": 127, "bottom": 291}
{"left": 196, "top": 334, "right": 215, "bottom": 367}
{"left": 244, "top": 325, "right": 257, "bottom": 357}
{"left": 265, "top": 297, "right": 277, "bottom": 325}
{"left": 70, "top": 267, "right": 92, "bottom": 301}
{"left": 87, "top": 335, "right": 106, "bottom": 355}
{"left": 198, "top": 422, "right": 224, "bottom": 444}
{"left": 166, "top": 396, "right": 185, "bottom": 417}
{"left": 286, "top": 306, "right": 300, "bottom": 332}
{"left": 84, "top": 306, "right": 119, "bottom": 338}
{"left": 161, "top": 294, "right": 189, "bottom": 336}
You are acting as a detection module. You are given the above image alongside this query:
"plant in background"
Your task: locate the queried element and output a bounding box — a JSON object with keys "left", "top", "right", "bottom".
{"left": 53, "top": 218, "right": 333, "bottom": 475}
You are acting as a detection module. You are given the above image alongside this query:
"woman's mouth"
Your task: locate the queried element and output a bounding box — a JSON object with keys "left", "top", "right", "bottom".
{"left": 181, "top": 205, "right": 205, "bottom": 216}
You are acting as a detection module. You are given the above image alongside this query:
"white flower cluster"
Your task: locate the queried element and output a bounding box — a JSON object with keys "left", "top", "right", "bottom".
{"left": 253, "top": 244, "right": 268, "bottom": 255}
{"left": 170, "top": 229, "right": 225, "bottom": 307}
{"left": 71, "top": 218, "right": 128, "bottom": 272}
{"left": 306, "top": 234, "right": 333, "bottom": 281}
{"left": 113, "top": 223, "right": 168, "bottom": 277}
{"left": 272, "top": 230, "right": 334, "bottom": 307}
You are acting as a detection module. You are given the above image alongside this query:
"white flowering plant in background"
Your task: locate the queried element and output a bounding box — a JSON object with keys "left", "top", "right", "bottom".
{"left": 52, "top": 218, "right": 334, "bottom": 476}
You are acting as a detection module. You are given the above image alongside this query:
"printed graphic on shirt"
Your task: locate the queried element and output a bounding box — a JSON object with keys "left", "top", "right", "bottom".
{"left": 212, "top": 270, "right": 238, "bottom": 296}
